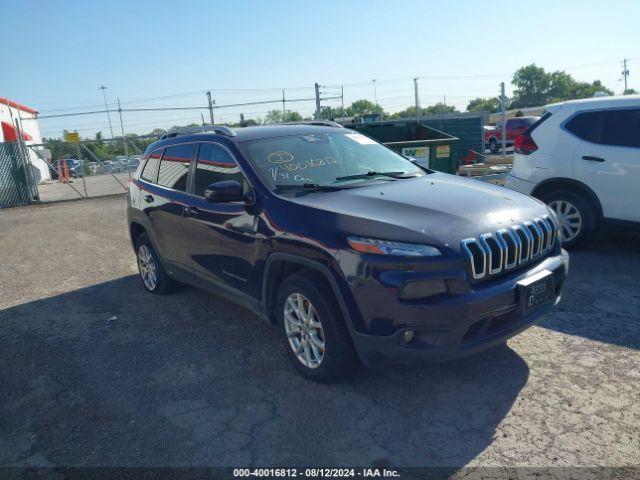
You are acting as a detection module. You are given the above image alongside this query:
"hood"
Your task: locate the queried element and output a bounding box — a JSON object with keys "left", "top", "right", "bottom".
{"left": 286, "top": 173, "right": 549, "bottom": 251}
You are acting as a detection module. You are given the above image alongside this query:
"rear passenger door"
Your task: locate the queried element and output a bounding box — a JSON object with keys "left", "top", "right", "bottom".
{"left": 182, "top": 142, "right": 259, "bottom": 297}
{"left": 570, "top": 108, "right": 640, "bottom": 222}
{"left": 145, "top": 143, "right": 197, "bottom": 271}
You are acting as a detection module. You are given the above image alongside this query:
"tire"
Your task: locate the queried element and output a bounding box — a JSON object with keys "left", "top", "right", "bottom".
{"left": 135, "top": 232, "right": 176, "bottom": 294}
{"left": 538, "top": 189, "right": 598, "bottom": 248}
{"left": 489, "top": 138, "right": 499, "bottom": 153}
{"left": 276, "top": 271, "right": 359, "bottom": 382}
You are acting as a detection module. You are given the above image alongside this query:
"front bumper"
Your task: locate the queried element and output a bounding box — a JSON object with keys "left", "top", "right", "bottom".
{"left": 347, "top": 249, "right": 569, "bottom": 368}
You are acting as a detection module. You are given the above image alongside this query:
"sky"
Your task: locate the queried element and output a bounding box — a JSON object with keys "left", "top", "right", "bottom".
{"left": 2, "top": 0, "right": 639, "bottom": 139}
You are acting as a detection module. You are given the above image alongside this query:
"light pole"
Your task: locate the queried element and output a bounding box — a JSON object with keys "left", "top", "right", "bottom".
{"left": 99, "top": 85, "right": 115, "bottom": 139}
{"left": 372, "top": 79, "right": 377, "bottom": 105}
{"left": 413, "top": 77, "right": 420, "bottom": 121}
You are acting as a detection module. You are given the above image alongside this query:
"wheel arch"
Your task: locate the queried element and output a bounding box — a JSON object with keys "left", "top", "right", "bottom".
{"left": 531, "top": 177, "right": 603, "bottom": 220}
{"left": 129, "top": 221, "right": 147, "bottom": 250}
{"left": 262, "top": 253, "right": 356, "bottom": 333}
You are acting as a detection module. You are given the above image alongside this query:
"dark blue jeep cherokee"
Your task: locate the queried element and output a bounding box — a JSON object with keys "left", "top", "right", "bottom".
{"left": 127, "top": 122, "right": 569, "bottom": 381}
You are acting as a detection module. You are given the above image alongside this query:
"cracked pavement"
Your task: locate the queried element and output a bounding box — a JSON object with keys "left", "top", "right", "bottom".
{"left": 0, "top": 196, "right": 638, "bottom": 468}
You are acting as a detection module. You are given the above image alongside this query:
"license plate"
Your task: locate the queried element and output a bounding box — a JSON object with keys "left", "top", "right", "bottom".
{"left": 518, "top": 269, "right": 555, "bottom": 314}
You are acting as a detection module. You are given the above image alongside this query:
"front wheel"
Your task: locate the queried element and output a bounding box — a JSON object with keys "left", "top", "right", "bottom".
{"left": 276, "top": 272, "right": 359, "bottom": 382}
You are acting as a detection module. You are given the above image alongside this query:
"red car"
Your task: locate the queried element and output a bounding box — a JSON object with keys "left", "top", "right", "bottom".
{"left": 485, "top": 116, "right": 540, "bottom": 153}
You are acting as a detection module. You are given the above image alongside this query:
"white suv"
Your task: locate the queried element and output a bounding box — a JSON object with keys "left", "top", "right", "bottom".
{"left": 505, "top": 95, "right": 640, "bottom": 247}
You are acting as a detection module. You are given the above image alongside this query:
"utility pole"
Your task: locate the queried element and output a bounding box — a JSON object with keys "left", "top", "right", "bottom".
{"left": 116, "top": 98, "right": 128, "bottom": 157}
{"left": 200, "top": 113, "right": 205, "bottom": 126}
{"left": 206, "top": 91, "right": 214, "bottom": 124}
{"left": 314, "top": 83, "right": 321, "bottom": 120}
{"left": 99, "top": 85, "right": 114, "bottom": 139}
{"left": 282, "top": 89, "right": 286, "bottom": 122}
{"left": 622, "top": 58, "right": 629, "bottom": 93}
{"left": 372, "top": 79, "right": 377, "bottom": 105}
{"left": 500, "top": 82, "right": 507, "bottom": 159}
{"left": 413, "top": 78, "right": 420, "bottom": 121}
{"left": 240, "top": 113, "right": 245, "bottom": 127}
{"left": 341, "top": 85, "right": 344, "bottom": 119}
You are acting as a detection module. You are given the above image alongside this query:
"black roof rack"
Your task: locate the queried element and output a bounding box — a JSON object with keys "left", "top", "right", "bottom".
{"left": 280, "top": 120, "right": 344, "bottom": 128}
{"left": 160, "top": 125, "right": 236, "bottom": 139}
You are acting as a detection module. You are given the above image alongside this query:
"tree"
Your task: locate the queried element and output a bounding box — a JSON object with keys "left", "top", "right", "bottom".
{"left": 321, "top": 106, "right": 344, "bottom": 119}
{"left": 466, "top": 97, "right": 500, "bottom": 113}
{"left": 390, "top": 103, "right": 458, "bottom": 119}
{"left": 510, "top": 64, "right": 613, "bottom": 108}
{"left": 623, "top": 88, "right": 637, "bottom": 95}
{"left": 510, "top": 64, "right": 551, "bottom": 108}
{"left": 287, "top": 111, "right": 303, "bottom": 121}
{"left": 263, "top": 109, "right": 303, "bottom": 124}
{"left": 422, "top": 102, "right": 459, "bottom": 116}
{"left": 346, "top": 99, "right": 385, "bottom": 116}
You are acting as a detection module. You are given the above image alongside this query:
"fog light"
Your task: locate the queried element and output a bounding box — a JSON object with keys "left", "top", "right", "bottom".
{"left": 403, "top": 330, "right": 415, "bottom": 343}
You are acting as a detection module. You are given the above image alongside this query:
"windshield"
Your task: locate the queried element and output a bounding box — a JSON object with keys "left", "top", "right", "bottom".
{"left": 241, "top": 132, "right": 424, "bottom": 190}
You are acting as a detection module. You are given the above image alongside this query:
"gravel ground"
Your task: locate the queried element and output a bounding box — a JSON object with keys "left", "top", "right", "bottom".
{"left": 0, "top": 196, "right": 638, "bottom": 469}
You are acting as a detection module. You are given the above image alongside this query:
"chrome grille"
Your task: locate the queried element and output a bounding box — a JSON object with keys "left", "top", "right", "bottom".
{"left": 461, "top": 215, "right": 558, "bottom": 281}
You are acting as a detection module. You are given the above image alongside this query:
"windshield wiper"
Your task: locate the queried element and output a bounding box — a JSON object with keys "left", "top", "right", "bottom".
{"left": 274, "top": 183, "right": 343, "bottom": 192}
{"left": 334, "top": 171, "right": 417, "bottom": 182}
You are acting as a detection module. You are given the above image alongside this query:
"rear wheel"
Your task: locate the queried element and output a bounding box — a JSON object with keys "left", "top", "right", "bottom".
{"left": 276, "top": 271, "right": 359, "bottom": 382}
{"left": 136, "top": 233, "right": 176, "bottom": 294}
{"left": 539, "top": 189, "right": 598, "bottom": 248}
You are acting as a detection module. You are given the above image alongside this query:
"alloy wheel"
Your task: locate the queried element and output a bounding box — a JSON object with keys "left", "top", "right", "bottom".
{"left": 138, "top": 245, "right": 158, "bottom": 291}
{"left": 283, "top": 293, "right": 325, "bottom": 369}
{"left": 549, "top": 200, "right": 583, "bottom": 243}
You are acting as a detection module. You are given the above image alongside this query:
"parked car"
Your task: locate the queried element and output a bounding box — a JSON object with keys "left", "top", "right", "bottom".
{"left": 505, "top": 95, "right": 640, "bottom": 247}
{"left": 485, "top": 116, "right": 540, "bottom": 153}
{"left": 128, "top": 155, "right": 141, "bottom": 169}
{"left": 50, "top": 158, "right": 84, "bottom": 178}
{"left": 102, "top": 160, "right": 117, "bottom": 173}
{"left": 127, "top": 123, "right": 568, "bottom": 381}
{"left": 87, "top": 161, "right": 100, "bottom": 175}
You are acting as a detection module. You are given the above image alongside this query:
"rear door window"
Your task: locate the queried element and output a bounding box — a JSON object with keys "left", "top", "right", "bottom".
{"left": 601, "top": 109, "right": 640, "bottom": 148}
{"left": 564, "top": 111, "right": 605, "bottom": 143}
{"left": 141, "top": 148, "right": 162, "bottom": 183}
{"left": 157, "top": 143, "right": 196, "bottom": 192}
{"left": 194, "top": 143, "right": 243, "bottom": 197}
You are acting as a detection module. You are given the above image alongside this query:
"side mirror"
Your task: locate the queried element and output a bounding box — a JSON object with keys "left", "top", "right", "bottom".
{"left": 205, "top": 180, "right": 245, "bottom": 203}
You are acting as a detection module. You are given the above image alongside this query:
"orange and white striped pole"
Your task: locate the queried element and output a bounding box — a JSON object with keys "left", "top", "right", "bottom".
{"left": 63, "top": 161, "right": 70, "bottom": 182}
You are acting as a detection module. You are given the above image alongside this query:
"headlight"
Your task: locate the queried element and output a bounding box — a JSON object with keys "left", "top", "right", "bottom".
{"left": 346, "top": 236, "right": 442, "bottom": 257}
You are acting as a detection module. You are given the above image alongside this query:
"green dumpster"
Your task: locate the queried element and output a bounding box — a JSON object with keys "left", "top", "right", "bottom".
{"left": 344, "top": 120, "right": 459, "bottom": 173}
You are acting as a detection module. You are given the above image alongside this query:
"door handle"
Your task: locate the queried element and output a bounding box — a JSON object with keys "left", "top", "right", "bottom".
{"left": 582, "top": 155, "right": 605, "bottom": 163}
{"left": 143, "top": 194, "right": 154, "bottom": 203}
{"left": 184, "top": 206, "right": 201, "bottom": 216}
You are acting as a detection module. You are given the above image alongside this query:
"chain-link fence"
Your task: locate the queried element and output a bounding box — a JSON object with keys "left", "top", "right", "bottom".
{"left": 24, "top": 135, "right": 160, "bottom": 203}
{"left": 0, "top": 142, "right": 39, "bottom": 208}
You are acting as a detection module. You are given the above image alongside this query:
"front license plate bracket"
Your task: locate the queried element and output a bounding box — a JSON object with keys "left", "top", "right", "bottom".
{"left": 517, "top": 269, "right": 555, "bottom": 314}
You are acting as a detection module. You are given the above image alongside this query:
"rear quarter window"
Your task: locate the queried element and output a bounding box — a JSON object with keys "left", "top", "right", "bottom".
{"left": 141, "top": 148, "right": 162, "bottom": 183}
